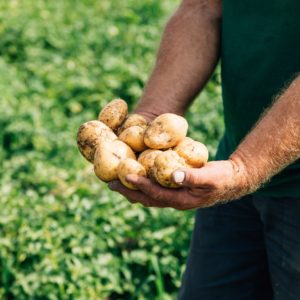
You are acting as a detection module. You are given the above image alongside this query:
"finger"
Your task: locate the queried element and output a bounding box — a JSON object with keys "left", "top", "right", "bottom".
{"left": 108, "top": 180, "right": 171, "bottom": 208}
{"left": 172, "top": 167, "right": 213, "bottom": 188}
{"left": 126, "top": 174, "right": 186, "bottom": 206}
{"left": 108, "top": 180, "right": 162, "bottom": 208}
{"left": 125, "top": 176, "right": 212, "bottom": 210}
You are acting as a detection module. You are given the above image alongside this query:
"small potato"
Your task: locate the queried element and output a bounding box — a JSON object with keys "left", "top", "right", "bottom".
{"left": 98, "top": 99, "right": 128, "bottom": 131}
{"left": 94, "top": 140, "right": 136, "bottom": 182}
{"left": 77, "top": 120, "right": 117, "bottom": 163}
{"left": 117, "top": 158, "right": 146, "bottom": 190}
{"left": 119, "top": 126, "right": 147, "bottom": 152}
{"left": 174, "top": 137, "right": 209, "bottom": 167}
{"left": 144, "top": 113, "right": 188, "bottom": 149}
{"left": 138, "top": 149, "right": 162, "bottom": 177}
{"left": 152, "top": 150, "right": 187, "bottom": 188}
{"left": 118, "top": 114, "right": 147, "bottom": 134}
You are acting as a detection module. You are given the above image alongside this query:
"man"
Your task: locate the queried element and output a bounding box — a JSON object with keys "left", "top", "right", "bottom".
{"left": 108, "top": 0, "right": 300, "bottom": 299}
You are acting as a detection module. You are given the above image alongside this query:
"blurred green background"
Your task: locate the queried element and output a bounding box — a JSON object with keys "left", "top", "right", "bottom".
{"left": 0, "top": 1, "right": 223, "bottom": 299}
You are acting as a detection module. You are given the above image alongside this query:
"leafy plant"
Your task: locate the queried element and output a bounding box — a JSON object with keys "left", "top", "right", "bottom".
{"left": 0, "top": 0, "right": 223, "bottom": 299}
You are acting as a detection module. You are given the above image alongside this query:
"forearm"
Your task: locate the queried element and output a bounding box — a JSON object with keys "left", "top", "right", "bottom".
{"left": 135, "top": 0, "right": 222, "bottom": 119}
{"left": 231, "top": 76, "right": 300, "bottom": 193}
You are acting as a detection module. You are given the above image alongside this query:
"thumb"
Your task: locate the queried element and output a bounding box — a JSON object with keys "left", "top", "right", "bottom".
{"left": 172, "top": 167, "right": 209, "bottom": 187}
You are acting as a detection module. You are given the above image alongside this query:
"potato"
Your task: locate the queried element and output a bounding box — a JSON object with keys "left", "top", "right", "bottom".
{"left": 144, "top": 113, "right": 188, "bottom": 149}
{"left": 152, "top": 150, "right": 187, "bottom": 188}
{"left": 119, "top": 126, "right": 147, "bottom": 152}
{"left": 174, "top": 137, "right": 209, "bottom": 167}
{"left": 98, "top": 99, "right": 128, "bottom": 131}
{"left": 77, "top": 120, "right": 117, "bottom": 163}
{"left": 117, "top": 158, "right": 146, "bottom": 190}
{"left": 94, "top": 140, "right": 136, "bottom": 182}
{"left": 138, "top": 149, "right": 162, "bottom": 177}
{"left": 118, "top": 113, "right": 147, "bottom": 134}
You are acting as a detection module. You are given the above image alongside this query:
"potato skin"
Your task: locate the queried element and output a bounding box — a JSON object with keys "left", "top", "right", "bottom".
{"left": 94, "top": 140, "right": 136, "bottom": 182}
{"left": 77, "top": 120, "right": 117, "bottom": 163}
{"left": 144, "top": 113, "right": 188, "bottom": 149}
{"left": 152, "top": 150, "right": 187, "bottom": 188}
{"left": 119, "top": 126, "right": 147, "bottom": 152}
{"left": 98, "top": 99, "right": 128, "bottom": 131}
{"left": 138, "top": 149, "right": 162, "bottom": 177}
{"left": 174, "top": 137, "right": 209, "bottom": 167}
{"left": 118, "top": 114, "right": 147, "bottom": 134}
{"left": 117, "top": 158, "right": 146, "bottom": 190}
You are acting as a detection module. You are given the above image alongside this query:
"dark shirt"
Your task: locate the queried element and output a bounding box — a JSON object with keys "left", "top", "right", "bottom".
{"left": 216, "top": 0, "right": 300, "bottom": 196}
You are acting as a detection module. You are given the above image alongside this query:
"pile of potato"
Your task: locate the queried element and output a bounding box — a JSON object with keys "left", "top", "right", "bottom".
{"left": 77, "top": 99, "right": 208, "bottom": 189}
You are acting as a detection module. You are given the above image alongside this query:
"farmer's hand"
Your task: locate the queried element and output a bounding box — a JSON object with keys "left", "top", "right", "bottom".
{"left": 108, "top": 159, "right": 251, "bottom": 210}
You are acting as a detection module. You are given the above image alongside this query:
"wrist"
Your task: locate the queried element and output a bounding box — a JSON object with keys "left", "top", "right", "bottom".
{"left": 229, "top": 152, "right": 259, "bottom": 196}
{"left": 135, "top": 104, "right": 185, "bottom": 123}
{"left": 135, "top": 93, "right": 186, "bottom": 121}
{"left": 133, "top": 109, "right": 159, "bottom": 123}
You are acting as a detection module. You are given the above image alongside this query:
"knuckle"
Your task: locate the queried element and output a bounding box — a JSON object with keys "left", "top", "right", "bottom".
{"left": 153, "top": 190, "right": 166, "bottom": 201}
{"left": 172, "top": 197, "right": 186, "bottom": 211}
{"left": 186, "top": 173, "right": 200, "bottom": 186}
{"left": 175, "top": 205, "right": 186, "bottom": 211}
{"left": 128, "top": 199, "right": 138, "bottom": 204}
{"left": 142, "top": 201, "right": 151, "bottom": 208}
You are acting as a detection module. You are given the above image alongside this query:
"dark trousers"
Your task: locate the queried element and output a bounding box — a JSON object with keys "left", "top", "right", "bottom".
{"left": 179, "top": 195, "right": 300, "bottom": 300}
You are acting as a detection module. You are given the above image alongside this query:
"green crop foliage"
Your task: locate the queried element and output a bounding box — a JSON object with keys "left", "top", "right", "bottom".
{"left": 0, "top": 1, "right": 224, "bottom": 299}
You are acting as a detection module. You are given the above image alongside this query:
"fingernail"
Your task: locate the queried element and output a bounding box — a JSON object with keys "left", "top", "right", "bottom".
{"left": 126, "top": 174, "right": 139, "bottom": 182}
{"left": 173, "top": 171, "right": 185, "bottom": 184}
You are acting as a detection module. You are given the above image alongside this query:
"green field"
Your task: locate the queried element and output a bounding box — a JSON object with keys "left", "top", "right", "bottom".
{"left": 0, "top": 1, "right": 223, "bottom": 299}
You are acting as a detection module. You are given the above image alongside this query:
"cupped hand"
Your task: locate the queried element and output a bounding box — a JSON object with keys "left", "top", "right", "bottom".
{"left": 108, "top": 159, "right": 251, "bottom": 210}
